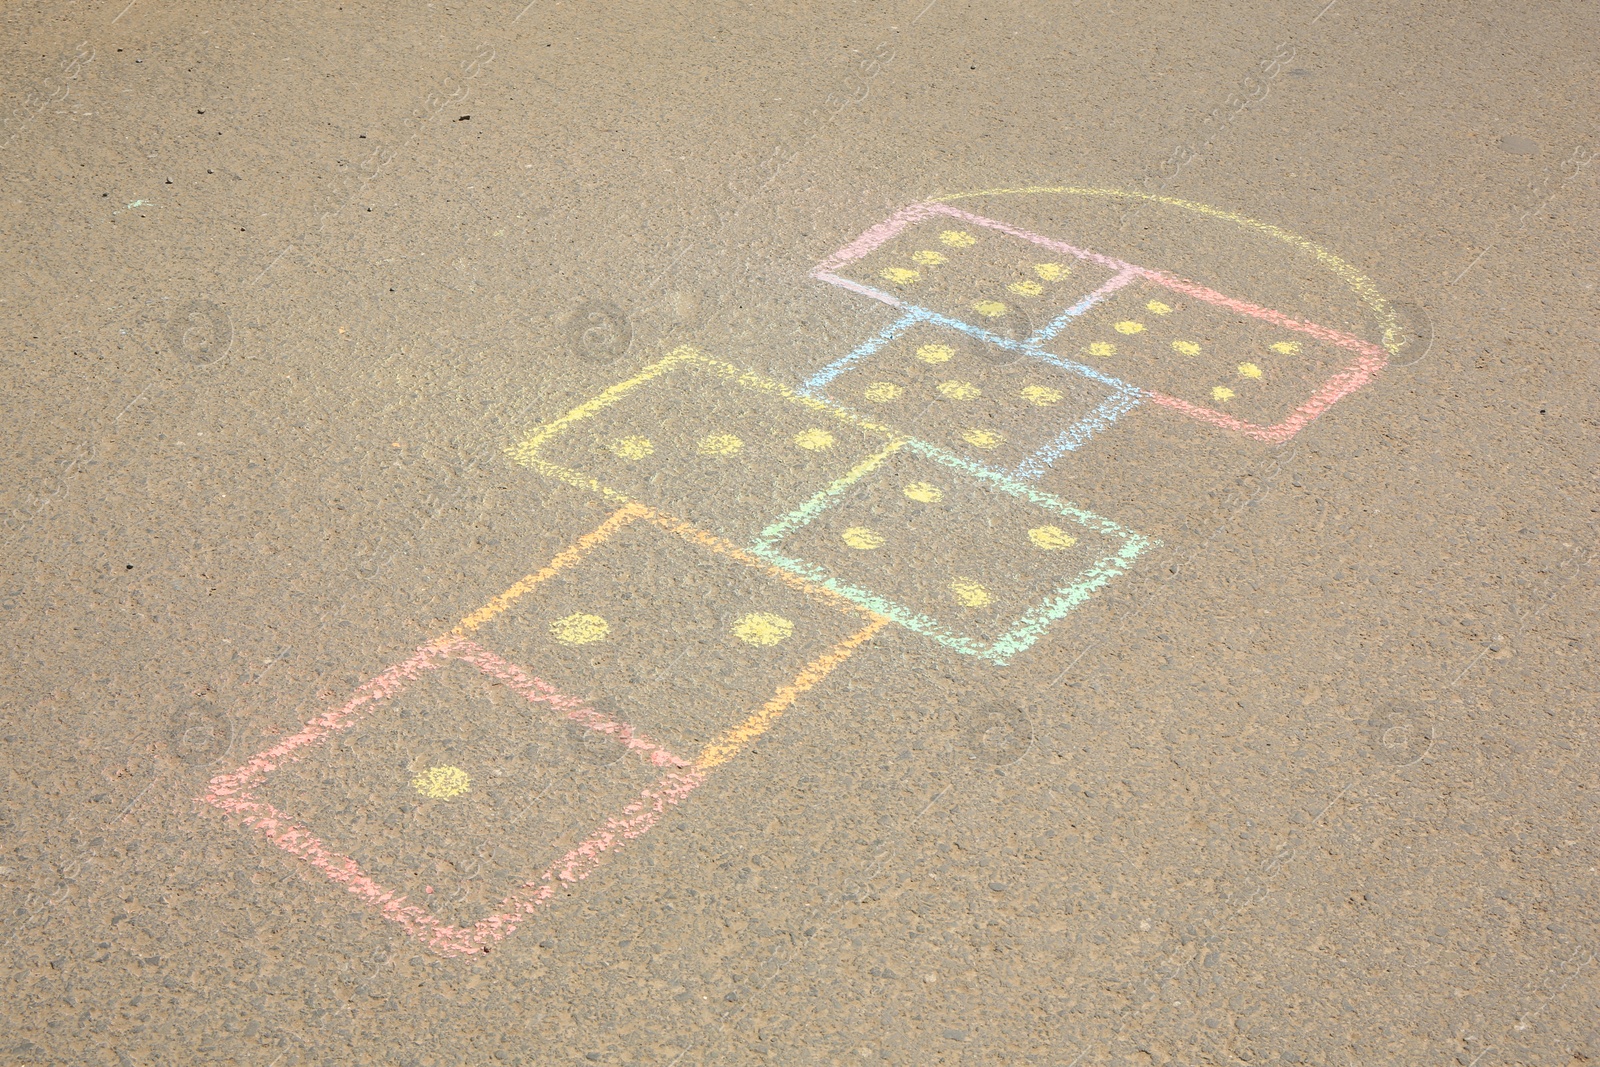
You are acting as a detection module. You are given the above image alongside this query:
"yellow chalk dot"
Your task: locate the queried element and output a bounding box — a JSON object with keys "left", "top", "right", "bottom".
{"left": 1020, "top": 385, "right": 1064, "bottom": 406}
{"left": 937, "top": 380, "right": 981, "bottom": 400}
{"left": 1008, "top": 280, "right": 1044, "bottom": 297}
{"left": 1088, "top": 342, "right": 1117, "bottom": 357}
{"left": 939, "top": 230, "right": 977, "bottom": 247}
{"left": 903, "top": 481, "right": 943, "bottom": 503}
{"left": 1034, "top": 262, "right": 1068, "bottom": 281}
{"left": 732, "top": 612, "right": 794, "bottom": 647}
{"left": 915, "top": 343, "right": 955, "bottom": 364}
{"left": 1211, "top": 386, "right": 1236, "bottom": 402}
{"left": 841, "top": 526, "right": 885, "bottom": 550}
{"left": 1028, "top": 525, "right": 1078, "bottom": 550}
{"left": 1146, "top": 300, "right": 1173, "bottom": 315}
{"left": 961, "top": 427, "right": 1003, "bottom": 450}
{"left": 863, "top": 381, "right": 903, "bottom": 403}
{"left": 1172, "top": 340, "right": 1201, "bottom": 357}
{"left": 551, "top": 613, "right": 609, "bottom": 645}
{"left": 794, "top": 428, "right": 836, "bottom": 451}
{"left": 950, "top": 578, "right": 992, "bottom": 608}
{"left": 697, "top": 433, "right": 744, "bottom": 456}
{"left": 412, "top": 765, "right": 471, "bottom": 800}
{"left": 1113, "top": 320, "right": 1145, "bottom": 334}
{"left": 609, "top": 435, "right": 653, "bottom": 459}
{"left": 880, "top": 267, "right": 920, "bottom": 286}
{"left": 973, "top": 300, "right": 1008, "bottom": 318}
{"left": 911, "top": 250, "right": 947, "bottom": 266}
{"left": 1270, "top": 341, "right": 1302, "bottom": 355}
{"left": 1237, "top": 362, "right": 1263, "bottom": 379}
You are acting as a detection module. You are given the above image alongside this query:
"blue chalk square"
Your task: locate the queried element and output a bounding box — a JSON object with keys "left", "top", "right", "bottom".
{"left": 800, "top": 314, "right": 1140, "bottom": 480}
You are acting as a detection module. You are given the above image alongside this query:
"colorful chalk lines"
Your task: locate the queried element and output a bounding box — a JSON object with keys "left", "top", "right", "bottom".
{"left": 202, "top": 192, "right": 1394, "bottom": 956}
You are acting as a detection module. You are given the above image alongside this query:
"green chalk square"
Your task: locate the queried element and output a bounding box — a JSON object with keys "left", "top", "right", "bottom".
{"left": 747, "top": 439, "right": 1154, "bottom": 665}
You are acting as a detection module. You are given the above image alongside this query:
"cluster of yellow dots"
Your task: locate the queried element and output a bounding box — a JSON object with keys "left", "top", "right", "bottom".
{"left": 854, "top": 343, "right": 1069, "bottom": 453}
{"left": 606, "top": 427, "right": 841, "bottom": 461}
{"left": 412, "top": 765, "right": 471, "bottom": 800}
{"left": 873, "top": 228, "right": 1074, "bottom": 323}
{"left": 548, "top": 610, "right": 796, "bottom": 648}
{"left": 1080, "top": 298, "right": 1306, "bottom": 403}
{"left": 836, "top": 481, "right": 1081, "bottom": 609}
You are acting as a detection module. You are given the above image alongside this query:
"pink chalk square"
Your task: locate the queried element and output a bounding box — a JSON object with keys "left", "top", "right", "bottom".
{"left": 814, "top": 202, "right": 1123, "bottom": 342}
{"left": 1040, "top": 271, "right": 1389, "bottom": 443}
{"left": 201, "top": 637, "right": 703, "bottom": 957}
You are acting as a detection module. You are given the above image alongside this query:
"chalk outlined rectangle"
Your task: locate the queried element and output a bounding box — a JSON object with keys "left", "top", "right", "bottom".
{"left": 201, "top": 636, "right": 688, "bottom": 958}
{"left": 812, "top": 202, "right": 1388, "bottom": 443}
{"left": 202, "top": 505, "right": 886, "bottom": 957}
{"left": 799, "top": 310, "right": 1142, "bottom": 481}
{"left": 507, "top": 345, "right": 900, "bottom": 538}
{"left": 463, "top": 502, "right": 885, "bottom": 758}
{"left": 748, "top": 439, "right": 1153, "bottom": 665}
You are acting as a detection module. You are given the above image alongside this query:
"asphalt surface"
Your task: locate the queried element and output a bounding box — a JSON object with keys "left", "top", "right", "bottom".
{"left": 2, "top": 0, "right": 1597, "bottom": 1064}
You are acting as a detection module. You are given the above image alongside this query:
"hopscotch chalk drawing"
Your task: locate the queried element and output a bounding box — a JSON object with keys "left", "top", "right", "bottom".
{"left": 202, "top": 193, "right": 1391, "bottom": 955}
